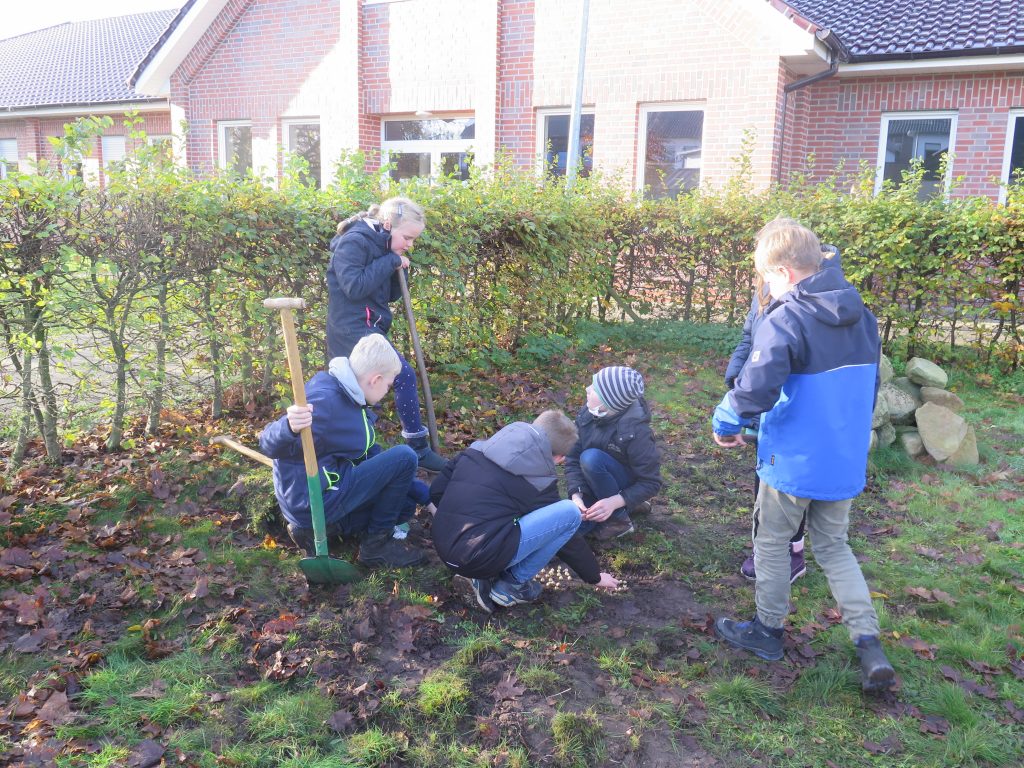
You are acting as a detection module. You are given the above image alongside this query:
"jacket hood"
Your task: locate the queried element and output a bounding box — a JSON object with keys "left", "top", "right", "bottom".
{"left": 782, "top": 267, "right": 864, "bottom": 328}
{"left": 329, "top": 219, "right": 391, "bottom": 253}
{"left": 470, "top": 422, "right": 557, "bottom": 491}
{"left": 328, "top": 357, "right": 365, "bottom": 405}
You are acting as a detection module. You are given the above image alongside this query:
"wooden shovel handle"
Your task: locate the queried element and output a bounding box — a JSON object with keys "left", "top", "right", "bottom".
{"left": 263, "top": 297, "right": 305, "bottom": 310}
{"left": 276, "top": 307, "right": 319, "bottom": 480}
{"left": 211, "top": 435, "right": 273, "bottom": 468}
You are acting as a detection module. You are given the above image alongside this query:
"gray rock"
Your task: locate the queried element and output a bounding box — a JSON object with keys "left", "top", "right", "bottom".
{"left": 916, "top": 402, "right": 968, "bottom": 462}
{"left": 899, "top": 430, "right": 924, "bottom": 457}
{"left": 920, "top": 386, "right": 964, "bottom": 413}
{"left": 869, "top": 429, "right": 878, "bottom": 453}
{"left": 879, "top": 354, "right": 894, "bottom": 385}
{"left": 871, "top": 397, "right": 889, "bottom": 429}
{"left": 906, "top": 357, "right": 948, "bottom": 388}
{"left": 877, "top": 422, "right": 896, "bottom": 447}
{"left": 947, "top": 425, "right": 979, "bottom": 466}
{"left": 879, "top": 383, "right": 919, "bottom": 425}
{"left": 892, "top": 377, "right": 923, "bottom": 408}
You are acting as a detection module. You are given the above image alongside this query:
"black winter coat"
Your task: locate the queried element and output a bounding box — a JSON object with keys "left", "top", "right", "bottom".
{"left": 564, "top": 397, "right": 662, "bottom": 509}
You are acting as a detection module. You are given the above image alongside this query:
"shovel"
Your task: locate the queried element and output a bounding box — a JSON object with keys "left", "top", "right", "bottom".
{"left": 397, "top": 269, "right": 440, "bottom": 453}
{"left": 264, "top": 297, "right": 361, "bottom": 584}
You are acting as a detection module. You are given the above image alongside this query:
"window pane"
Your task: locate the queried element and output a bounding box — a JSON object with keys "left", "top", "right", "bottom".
{"left": 0, "top": 138, "right": 16, "bottom": 178}
{"left": 1008, "top": 116, "right": 1024, "bottom": 185}
{"left": 384, "top": 118, "right": 475, "bottom": 141}
{"left": 287, "top": 123, "right": 321, "bottom": 187}
{"left": 544, "top": 114, "right": 594, "bottom": 177}
{"left": 440, "top": 152, "right": 471, "bottom": 180}
{"left": 643, "top": 110, "right": 703, "bottom": 198}
{"left": 224, "top": 125, "right": 252, "bottom": 176}
{"left": 389, "top": 152, "right": 431, "bottom": 181}
{"left": 882, "top": 117, "right": 951, "bottom": 198}
{"left": 101, "top": 136, "right": 126, "bottom": 169}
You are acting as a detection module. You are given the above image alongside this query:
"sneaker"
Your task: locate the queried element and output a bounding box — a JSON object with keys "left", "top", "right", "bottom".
{"left": 452, "top": 575, "right": 494, "bottom": 614}
{"left": 357, "top": 530, "right": 427, "bottom": 568}
{"left": 287, "top": 524, "right": 316, "bottom": 557}
{"left": 489, "top": 578, "right": 543, "bottom": 607}
{"left": 855, "top": 635, "right": 895, "bottom": 693}
{"left": 739, "top": 549, "right": 807, "bottom": 583}
{"left": 714, "top": 615, "right": 784, "bottom": 661}
{"left": 629, "top": 500, "right": 653, "bottom": 516}
{"left": 589, "top": 515, "right": 635, "bottom": 542}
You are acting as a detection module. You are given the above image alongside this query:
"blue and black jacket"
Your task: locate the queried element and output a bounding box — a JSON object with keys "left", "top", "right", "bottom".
{"left": 259, "top": 371, "right": 380, "bottom": 528}
{"left": 713, "top": 264, "right": 880, "bottom": 501}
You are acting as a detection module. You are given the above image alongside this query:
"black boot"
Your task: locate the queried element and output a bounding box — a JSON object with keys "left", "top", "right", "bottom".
{"left": 357, "top": 530, "right": 427, "bottom": 568}
{"left": 405, "top": 434, "right": 447, "bottom": 472}
{"left": 856, "top": 635, "right": 895, "bottom": 693}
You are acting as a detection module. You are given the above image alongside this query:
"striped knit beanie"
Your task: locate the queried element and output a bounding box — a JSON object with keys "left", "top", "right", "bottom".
{"left": 592, "top": 366, "right": 645, "bottom": 413}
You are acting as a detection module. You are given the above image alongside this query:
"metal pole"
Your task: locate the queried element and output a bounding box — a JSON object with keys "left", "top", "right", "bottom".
{"left": 565, "top": 0, "right": 590, "bottom": 190}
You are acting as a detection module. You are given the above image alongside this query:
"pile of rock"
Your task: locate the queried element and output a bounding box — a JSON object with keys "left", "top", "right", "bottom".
{"left": 870, "top": 356, "right": 978, "bottom": 466}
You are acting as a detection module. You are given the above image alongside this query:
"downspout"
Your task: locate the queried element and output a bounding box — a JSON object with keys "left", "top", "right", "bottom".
{"left": 776, "top": 28, "right": 849, "bottom": 184}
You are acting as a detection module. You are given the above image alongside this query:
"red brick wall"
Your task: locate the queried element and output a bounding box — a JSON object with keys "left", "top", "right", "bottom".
{"left": 359, "top": 2, "right": 389, "bottom": 171}
{"left": 782, "top": 70, "right": 1024, "bottom": 199}
{"left": 496, "top": 0, "right": 535, "bottom": 168}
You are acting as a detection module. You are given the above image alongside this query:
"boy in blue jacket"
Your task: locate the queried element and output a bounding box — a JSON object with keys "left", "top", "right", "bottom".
{"left": 711, "top": 220, "right": 895, "bottom": 693}
{"left": 260, "top": 334, "right": 428, "bottom": 568}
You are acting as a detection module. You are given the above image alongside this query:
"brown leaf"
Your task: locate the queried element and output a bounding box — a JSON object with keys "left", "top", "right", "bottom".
{"left": 129, "top": 680, "right": 168, "bottom": 699}
{"left": 931, "top": 589, "right": 956, "bottom": 606}
{"left": 492, "top": 673, "right": 525, "bottom": 701}
{"left": 37, "top": 690, "right": 74, "bottom": 726}
{"left": 327, "top": 709, "right": 355, "bottom": 733}
{"left": 919, "top": 715, "right": 950, "bottom": 735}
{"left": 187, "top": 577, "right": 209, "bottom": 601}
{"left": 261, "top": 614, "right": 299, "bottom": 635}
{"left": 352, "top": 617, "right": 375, "bottom": 640}
{"left": 901, "top": 636, "right": 937, "bottom": 660}
{"left": 126, "top": 739, "right": 165, "bottom": 768}
{"left": 913, "top": 545, "right": 944, "bottom": 560}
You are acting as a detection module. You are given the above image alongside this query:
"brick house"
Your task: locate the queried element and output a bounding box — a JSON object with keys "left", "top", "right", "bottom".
{"left": 0, "top": 11, "right": 177, "bottom": 184}
{"left": 4, "top": 1, "right": 1024, "bottom": 200}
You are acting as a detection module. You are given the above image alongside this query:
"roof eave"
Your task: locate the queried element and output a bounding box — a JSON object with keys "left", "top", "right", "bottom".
{"left": 132, "top": 0, "right": 231, "bottom": 97}
{"left": 0, "top": 98, "right": 169, "bottom": 119}
{"left": 838, "top": 49, "right": 1024, "bottom": 77}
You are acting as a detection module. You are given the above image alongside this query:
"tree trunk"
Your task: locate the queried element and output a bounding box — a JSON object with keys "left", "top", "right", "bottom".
{"left": 147, "top": 278, "right": 169, "bottom": 435}
{"left": 203, "top": 283, "right": 223, "bottom": 418}
{"left": 106, "top": 328, "right": 128, "bottom": 453}
{"left": 12, "top": 348, "right": 34, "bottom": 470}
{"left": 33, "top": 322, "right": 62, "bottom": 462}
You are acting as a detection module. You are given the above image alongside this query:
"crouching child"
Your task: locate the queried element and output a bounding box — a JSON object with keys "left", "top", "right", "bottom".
{"left": 260, "top": 334, "right": 429, "bottom": 568}
{"left": 431, "top": 410, "right": 619, "bottom": 612}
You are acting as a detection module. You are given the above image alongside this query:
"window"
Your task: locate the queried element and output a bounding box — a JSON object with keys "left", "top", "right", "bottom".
{"left": 218, "top": 121, "right": 252, "bottom": 177}
{"left": 381, "top": 117, "right": 475, "bottom": 181}
{"left": 1001, "top": 110, "right": 1024, "bottom": 198}
{"left": 283, "top": 121, "right": 322, "bottom": 187}
{"left": 537, "top": 110, "right": 594, "bottom": 177}
{"left": 876, "top": 112, "right": 957, "bottom": 198}
{"left": 0, "top": 138, "right": 16, "bottom": 179}
{"left": 638, "top": 106, "right": 703, "bottom": 198}
{"left": 101, "top": 136, "right": 126, "bottom": 170}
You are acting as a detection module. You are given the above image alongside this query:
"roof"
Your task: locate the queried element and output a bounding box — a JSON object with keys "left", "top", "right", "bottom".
{"left": 0, "top": 10, "right": 178, "bottom": 111}
{"left": 782, "top": 0, "right": 1024, "bottom": 61}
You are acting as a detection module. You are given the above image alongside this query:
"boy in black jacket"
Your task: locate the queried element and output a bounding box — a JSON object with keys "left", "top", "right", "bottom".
{"left": 565, "top": 366, "right": 662, "bottom": 540}
{"left": 431, "top": 410, "right": 619, "bottom": 612}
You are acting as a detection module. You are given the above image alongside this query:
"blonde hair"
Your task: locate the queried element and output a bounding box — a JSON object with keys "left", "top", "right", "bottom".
{"left": 337, "top": 196, "right": 426, "bottom": 236}
{"left": 349, "top": 334, "right": 401, "bottom": 379}
{"left": 532, "top": 409, "right": 578, "bottom": 457}
{"left": 754, "top": 218, "right": 823, "bottom": 274}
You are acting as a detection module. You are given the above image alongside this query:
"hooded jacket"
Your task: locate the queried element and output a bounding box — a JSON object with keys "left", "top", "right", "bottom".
{"left": 326, "top": 219, "right": 404, "bottom": 359}
{"left": 563, "top": 398, "right": 662, "bottom": 508}
{"left": 259, "top": 360, "right": 380, "bottom": 528}
{"left": 430, "top": 422, "right": 600, "bottom": 583}
{"left": 713, "top": 266, "right": 880, "bottom": 501}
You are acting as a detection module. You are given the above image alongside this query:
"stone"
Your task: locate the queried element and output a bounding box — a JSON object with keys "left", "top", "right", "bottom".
{"left": 920, "top": 386, "right": 964, "bottom": 413}
{"left": 947, "top": 425, "right": 979, "bottom": 466}
{"left": 915, "top": 402, "right": 968, "bottom": 462}
{"left": 869, "top": 429, "right": 878, "bottom": 453}
{"left": 879, "top": 354, "right": 894, "bottom": 385}
{"left": 877, "top": 422, "right": 896, "bottom": 447}
{"left": 871, "top": 397, "right": 889, "bottom": 429}
{"left": 899, "top": 430, "right": 924, "bottom": 457}
{"left": 906, "top": 357, "right": 948, "bottom": 388}
{"left": 892, "top": 376, "right": 923, "bottom": 406}
{"left": 878, "top": 383, "right": 918, "bottom": 426}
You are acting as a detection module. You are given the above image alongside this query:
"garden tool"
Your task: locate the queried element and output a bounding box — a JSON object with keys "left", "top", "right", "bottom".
{"left": 397, "top": 269, "right": 440, "bottom": 453}
{"left": 210, "top": 435, "right": 273, "bottom": 468}
{"left": 263, "top": 297, "right": 361, "bottom": 584}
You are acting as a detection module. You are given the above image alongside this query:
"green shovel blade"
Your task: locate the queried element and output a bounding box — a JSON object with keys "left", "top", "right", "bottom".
{"left": 299, "top": 474, "right": 361, "bottom": 584}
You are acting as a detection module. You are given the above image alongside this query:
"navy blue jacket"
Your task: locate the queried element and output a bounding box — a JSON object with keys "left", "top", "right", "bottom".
{"left": 326, "top": 220, "right": 404, "bottom": 359}
{"left": 713, "top": 265, "right": 880, "bottom": 501}
{"left": 259, "top": 371, "right": 380, "bottom": 528}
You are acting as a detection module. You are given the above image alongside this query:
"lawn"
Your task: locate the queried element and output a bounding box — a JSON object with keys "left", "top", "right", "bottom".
{"left": 1, "top": 321, "right": 1022, "bottom": 767}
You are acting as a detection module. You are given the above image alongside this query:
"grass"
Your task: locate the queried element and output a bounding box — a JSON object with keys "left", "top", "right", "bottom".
{"left": 551, "top": 710, "right": 606, "bottom": 768}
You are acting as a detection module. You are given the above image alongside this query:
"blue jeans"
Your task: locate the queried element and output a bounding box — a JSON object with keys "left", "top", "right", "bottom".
{"left": 576, "top": 448, "right": 634, "bottom": 534}
{"left": 504, "top": 500, "right": 581, "bottom": 584}
{"left": 336, "top": 445, "right": 418, "bottom": 536}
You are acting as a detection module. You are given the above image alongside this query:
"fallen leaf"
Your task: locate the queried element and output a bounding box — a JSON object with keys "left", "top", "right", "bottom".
{"left": 37, "top": 690, "right": 74, "bottom": 726}
{"left": 127, "top": 739, "right": 165, "bottom": 768}
{"left": 327, "top": 709, "right": 355, "bottom": 733}
{"left": 493, "top": 673, "right": 525, "bottom": 701}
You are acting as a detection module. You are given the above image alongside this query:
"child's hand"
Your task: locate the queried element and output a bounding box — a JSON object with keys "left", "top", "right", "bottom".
{"left": 286, "top": 403, "right": 313, "bottom": 433}
{"left": 571, "top": 493, "right": 587, "bottom": 513}
{"left": 584, "top": 494, "right": 625, "bottom": 522}
{"left": 396, "top": 254, "right": 411, "bottom": 270}
{"left": 595, "top": 572, "right": 620, "bottom": 590}
{"left": 713, "top": 431, "right": 746, "bottom": 448}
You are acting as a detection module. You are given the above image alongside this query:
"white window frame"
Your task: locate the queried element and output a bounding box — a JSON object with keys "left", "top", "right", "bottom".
{"left": 0, "top": 138, "right": 16, "bottom": 179}
{"left": 282, "top": 118, "right": 322, "bottom": 187}
{"left": 999, "top": 108, "right": 1024, "bottom": 203}
{"left": 218, "top": 120, "right": 253, "bottom": 174}
{"left": 101, "top": 135, "right": 126, "bottom": 169}
{"left": 535, "top": 107, "right": 595, "bottom": 176}
{"left": 636, "top": 102, "right": 705, "bottom": 196}
{"left": 874, "top": 111, "right": 958, "bottom": 196}
{"left": 380, "top": 115, "right": 475, "bottom": 181}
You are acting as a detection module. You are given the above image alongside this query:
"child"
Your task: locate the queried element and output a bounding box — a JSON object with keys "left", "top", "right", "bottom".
{"left": 326, "top": 196, "right": 445, "bottom": 471}
{"left": 564, "top": 366, "right": 662, "bottom": 540}
{"left": 711, "top": 219, "right": 894, "bottom": 693}
{"left": 430, "top": 410, "right": 619, "bottom": 612}
{"left": 260, "top": 334, "right": 428, "bottom": 569}
{"left": 724, "top": 219, "right": 844, "bottom": 583}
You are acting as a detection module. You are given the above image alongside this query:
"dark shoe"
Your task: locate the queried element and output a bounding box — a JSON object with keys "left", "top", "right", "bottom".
{"left": 740, "top": 554, "right": 756, "bottom": 580}
{"left": 357, "top": 530, "right": 427, "bottom": 568}
{"left": 715, "top": 615, "right": 784, "bottom": 661}
{"left": 489, "top": 578, "right": 543, "bottom": 607}
{"left": 629, "top": 500, "right": 653, "bottom": 516}
{"left": 739, "top": 549, "right": 807, "bottom": 583}
{"left": 287, "top": 524, "right": 316, "bottom": 557}
{"left": 856, "top": 635, "right": 895, "bottom": 693}
{"left": 406, "top": 435, "right": 447, "bottom": 472}
{"left": 452, "top": 575, "right": 494, "bottom": 614}
{"left": 589, "top": 515, "right": 635, "bottom": 542}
